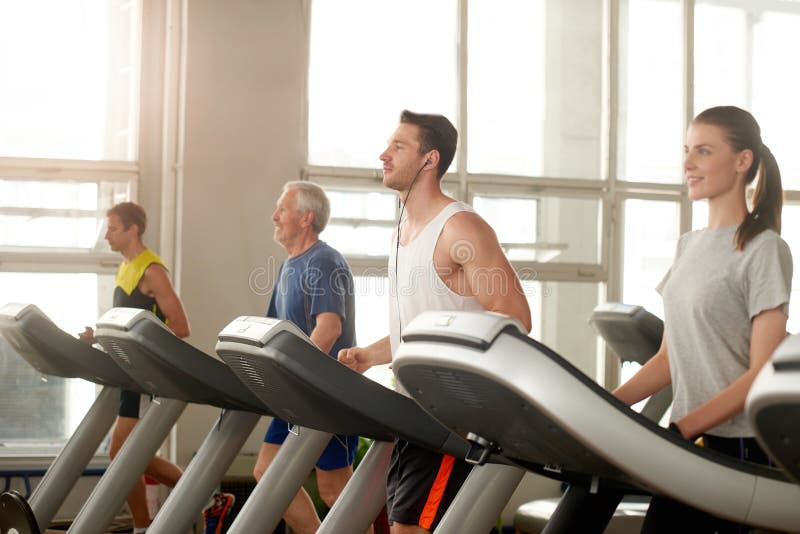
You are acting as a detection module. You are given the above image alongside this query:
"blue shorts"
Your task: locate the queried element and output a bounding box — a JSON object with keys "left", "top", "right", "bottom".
{"left": 264, "top": 418, "right": 359, "bottom": 471}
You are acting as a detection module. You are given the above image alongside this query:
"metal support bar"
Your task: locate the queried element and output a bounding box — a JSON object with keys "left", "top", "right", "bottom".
{"left": 148, "top": 410, "right": 261, "bottom": 534}
{"left": 434, "top": 463, "right": 525, "bottom": 534}
{"left": 29, "top": 385, "right": 118, "bottom": 533}
{"left": 227, "top": 427, "right": 331, "bottom": 534}
{"left": 318, "top": 440, "right": 393, "bottom": 534}
{"left": 67, "top": 398, "right": 187, "bottom": 534}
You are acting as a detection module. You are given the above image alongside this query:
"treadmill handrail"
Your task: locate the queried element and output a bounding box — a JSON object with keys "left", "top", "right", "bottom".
{"left": 95, "top": 309, "right": 269, "bottom": 413}
{"left": 0, "top": 303, "right": 145, "bottom": 391}
{"left": 217, "top": 329, "right": 474, "bottom": 459}
{"left": 399, "top": 326, "right": 789, "bottom": 483}
{"left": 504, "top": 331, "right": 788, "bottom": 481}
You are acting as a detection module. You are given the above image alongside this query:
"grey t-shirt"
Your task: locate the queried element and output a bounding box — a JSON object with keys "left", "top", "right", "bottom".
{"left": 657, "top": 225, "right": 792, "bottom": 437}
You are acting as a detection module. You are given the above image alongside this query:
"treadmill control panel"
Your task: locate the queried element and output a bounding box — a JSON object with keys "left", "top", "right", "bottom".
{"left": 97, "top": 307, "right": 168, "bottom": 332}
{"left": 218, "top": 316, "right": 312, "bottom": 348}
{"left": 0, "top": 302, "right": 38, "bottom": 320}
{"left": 772, "top": 333, "right": 800, "bottom": 371}
{"left": 401, "top": 311, "right": 525, "bottom": 350}
{"left": 592, "top": 302, "right": 640, "bottom": 316}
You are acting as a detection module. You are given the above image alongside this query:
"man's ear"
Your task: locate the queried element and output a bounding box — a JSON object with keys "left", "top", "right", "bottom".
{"left": 303, "top": 210, "right": 315, "bottom": 229}
{"left": 425, "top": 150, "right": 440, "bottom": 170}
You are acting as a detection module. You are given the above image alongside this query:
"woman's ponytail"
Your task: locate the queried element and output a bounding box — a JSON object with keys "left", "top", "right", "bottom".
{"left": 735, "top": 143, "right": 783, "bottom": 250}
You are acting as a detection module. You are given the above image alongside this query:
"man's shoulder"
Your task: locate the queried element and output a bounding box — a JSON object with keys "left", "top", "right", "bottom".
{"left": 440, "top": 208, "right": 493, "bottom": 243}
{"left": 306, "top": 241, "right": 351, "bottom": 270}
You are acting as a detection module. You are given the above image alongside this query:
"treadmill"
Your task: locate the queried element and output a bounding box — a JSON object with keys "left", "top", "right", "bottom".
{"left": 589, "top": 303, "right": 671, "bottom": 422}
{"left": 70, "top": 307, "right": 271, "bottom": 534}
{"left": 516, "top": 302, "right": 670, "bottom": 533}
{"left": 392, "top": 310, "right": 800, "bottom": 532}
{"left": 0, "top": 303, "right": 146, "bottom": 534}
{"left": 215, "top": 315, "right": 525, "bottom": 534}
{"left": 747, "top": 333, "right": 800, "bottom": 484}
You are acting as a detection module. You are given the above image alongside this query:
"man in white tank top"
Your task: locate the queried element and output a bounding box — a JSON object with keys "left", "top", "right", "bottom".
{"left": 339, "top": 110, "right": 531, "bottom": 534}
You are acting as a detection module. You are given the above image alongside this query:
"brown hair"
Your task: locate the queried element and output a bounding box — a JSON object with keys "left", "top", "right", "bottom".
{"left": 400, "top": 110, "right": 457, "bottom": 179}
{"left": 693, "top": 106, "right": 783, "bottom": 250}
{"left": 107, "top": 202, "right": 147, "bottom": 237}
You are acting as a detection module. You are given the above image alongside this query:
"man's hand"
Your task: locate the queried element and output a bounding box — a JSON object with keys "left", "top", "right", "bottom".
{"left": 338, "top": 346, "right": 373, "bottom": 374}
{"left": 78, "top": 326, "right": 95, "bottom": 345}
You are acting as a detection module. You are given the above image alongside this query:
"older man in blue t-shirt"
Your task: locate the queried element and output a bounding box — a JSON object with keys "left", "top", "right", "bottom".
{"left": 255, "top": 181, "right": 361, "bottom": 534}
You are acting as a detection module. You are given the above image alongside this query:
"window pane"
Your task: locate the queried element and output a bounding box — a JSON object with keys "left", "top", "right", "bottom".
{"left": 0, "top": 215, "right": 101, "bottom": 249}
{"left": 537, "top": 281, "right": 603, "bottom": 379}
{"left": 354, "top": 276, "right": 393, "bottom": 387}
{"left": 0, "top": 272, "right": 113, "bottom": 450}
{"left": 473, "top": 195, "right": 601, "bottom": 264}
{"left": 325, "top": 224, "right": 393, "bottom": 257}
{"left": 324, "top": 190, "right": 396, "bottom": 257}
{"left": 692, "top": 200, "right": 709, "bottom": 231}
{"left": 0, "top": 1, "right": 142, "bottom": 160}
{"left": 468, "top": 0, "right": 604, "bottom": 178}
{"left": 622, "top": 200, "right": 680, "bottom": 319}
{"left": 308, "top": 0, "right": 458, "bottom": 168}
{"left": 0, "top": 180, "right": 99, "bottom": 210}
{"left": 0, "top": 179, "right": 129, "bottom": 252}
{"left": 695, "top": 2, "right": 800, "bottom": 189}
{"left": 619, "top": 0, "right": 683, "bottom": 182}
{"left": 694, "top": 3, "right": 747, "bottom": 112}
{"left": 328, "top": 191, "right": 396, "bottom": 221}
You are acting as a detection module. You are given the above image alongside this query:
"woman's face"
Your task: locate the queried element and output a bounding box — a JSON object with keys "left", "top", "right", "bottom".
{"left": 684, "top": 122, "right": 752, "bottom": 202}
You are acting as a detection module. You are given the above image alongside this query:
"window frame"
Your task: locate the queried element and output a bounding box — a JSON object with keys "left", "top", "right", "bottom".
{"left": 306, "top": 0, "right": 800, "bottom": 389}
{"left": 0, "top": 0, "right": 186, "bottom": 460}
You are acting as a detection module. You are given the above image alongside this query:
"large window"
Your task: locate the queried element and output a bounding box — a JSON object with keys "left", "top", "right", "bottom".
{"left": 309, "top": 0, "right": 800, "bottom": 388}
{"left": 622, "top": 199, "right": 680, "bottom": 320}
{"left": 0, "top": 0, "right": 141, "bottom": 161}
{"left": 695, "top": 0, "right": 800, "bottom": 188}
{"left": 307, "top": 0, "right": 458, "bottom": 169}
{"left": 467, "top": 0, "right": 604, "bottom": 179}
{"left": 618, "top": 0, "right": 684, "bottom": 183}
{"left": 0, "top": 0, "right": 142, "bottom": 454}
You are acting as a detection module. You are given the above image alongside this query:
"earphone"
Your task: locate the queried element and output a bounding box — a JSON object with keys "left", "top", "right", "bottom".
{"left": 394, "top": 156, "right": 432, "bottom": 335}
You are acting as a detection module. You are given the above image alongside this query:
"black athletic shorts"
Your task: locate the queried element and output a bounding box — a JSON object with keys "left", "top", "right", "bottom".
{"left": 386, "top": 439, "right": 472, "bottom": 532}
{"left": 118, "top": 389, "right": 141, "bottom": 418}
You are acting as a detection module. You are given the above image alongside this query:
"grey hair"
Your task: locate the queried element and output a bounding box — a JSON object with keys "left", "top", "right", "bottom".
{"left": 283, "top": 181, "right": 331, "bottom": 234}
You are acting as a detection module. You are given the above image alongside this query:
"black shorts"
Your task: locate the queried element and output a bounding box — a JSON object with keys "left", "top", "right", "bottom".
{"left": 386, "top": 439, "right": 472, "bottom": 532}
{"left": 118, "top": 389, "right": 141, "bottom": 418}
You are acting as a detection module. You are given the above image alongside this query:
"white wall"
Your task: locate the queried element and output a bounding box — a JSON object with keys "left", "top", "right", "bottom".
{"left": 174, "top": 0, "right": 308, "bottom": 466}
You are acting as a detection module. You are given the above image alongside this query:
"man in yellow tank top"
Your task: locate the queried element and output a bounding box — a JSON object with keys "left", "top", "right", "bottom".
{"left": 80, "top": 203, "right": 231, "bottom": 533}
{"left": 339, "top": 111, "right": 532, "bottom": 534}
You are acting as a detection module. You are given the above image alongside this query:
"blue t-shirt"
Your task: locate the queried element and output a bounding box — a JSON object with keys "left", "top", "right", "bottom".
{"left": 267, "top": 240, "right": 356, "bottom": 357}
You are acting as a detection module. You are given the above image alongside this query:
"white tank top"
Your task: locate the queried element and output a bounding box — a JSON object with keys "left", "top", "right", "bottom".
{"left": 389, "top": 201, "right": 485, "bottom": 360}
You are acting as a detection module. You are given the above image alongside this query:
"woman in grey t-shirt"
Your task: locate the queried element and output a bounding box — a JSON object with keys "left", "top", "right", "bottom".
{"left": 556, "top": 107, "right": 792, "bottom": 532}
{"left": 613, "top": 106, "right": 792, "bottom": 532}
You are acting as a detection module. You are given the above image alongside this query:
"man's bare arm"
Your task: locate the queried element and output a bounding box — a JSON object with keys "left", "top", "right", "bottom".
{"left": 310, "top": 312, "right": 342, "bottom": 354}
{"left": 141, "top": 264, "right": 191, "bottom": 338}
{"left": 440, "top": 212, "right": 532, "bottom": 332}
